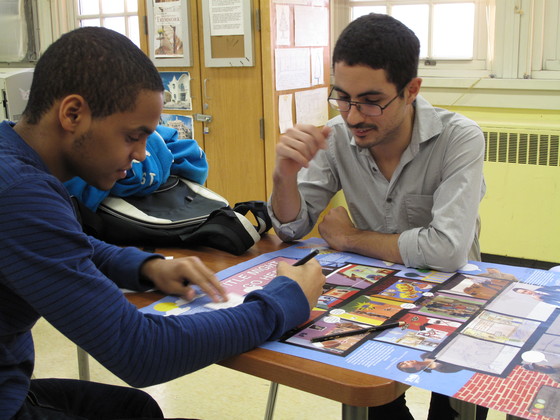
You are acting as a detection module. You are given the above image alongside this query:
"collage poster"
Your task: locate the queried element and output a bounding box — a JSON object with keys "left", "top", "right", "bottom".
{"left": 140, "top": 238, "right": 560, "bottom": 420}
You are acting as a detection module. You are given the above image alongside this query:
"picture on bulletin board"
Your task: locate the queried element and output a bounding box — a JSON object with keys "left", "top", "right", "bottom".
{"left": 160, "top": 114, "right": 194, "bottom": 140}
{"left": 160, "top": 71, "right": 192, "bottom": 111}
{"left": 146, "top": 0, "right": 192, "bottom": 67}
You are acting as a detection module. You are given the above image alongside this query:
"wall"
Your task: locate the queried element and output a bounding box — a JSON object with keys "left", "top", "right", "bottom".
{"left": 445, "top": 106, "right": 560, "bottom": 263}
{"left": 330, "top": 106, "right": 560, "bottom": 263}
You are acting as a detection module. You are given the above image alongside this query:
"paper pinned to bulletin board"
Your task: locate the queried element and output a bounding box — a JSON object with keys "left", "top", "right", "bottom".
{"left": 201, "top": 0, "right": 254, "bottom": 67}
{"left": 272, "top": 0, "right": 330, "bottom": 135}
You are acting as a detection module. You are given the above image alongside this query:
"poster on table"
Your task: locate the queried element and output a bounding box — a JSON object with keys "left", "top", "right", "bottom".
{"left": 141, "top": 238, "right": 560, "bottom": 419}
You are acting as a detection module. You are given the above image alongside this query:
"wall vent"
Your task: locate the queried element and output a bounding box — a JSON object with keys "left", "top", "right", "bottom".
{"left": 482, "top": 129, "right": 560, "bottom": 167}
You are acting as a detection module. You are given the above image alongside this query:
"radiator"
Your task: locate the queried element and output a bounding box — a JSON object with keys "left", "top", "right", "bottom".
{"left": 479, "top": 127, "right": 560, "bottom": 263}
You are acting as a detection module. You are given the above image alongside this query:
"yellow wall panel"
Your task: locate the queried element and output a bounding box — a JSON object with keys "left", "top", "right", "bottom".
{"left": 480, "top": 163, "right": 560, "bottom": 262}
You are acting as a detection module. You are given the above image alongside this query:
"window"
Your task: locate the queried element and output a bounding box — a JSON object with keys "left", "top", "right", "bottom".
{"left": 529, "top": 0, "right": 560, "bottom": 80}
{"left": 345, "top": 1, "right": 490, "bottom": 78}
{"left": 338, "top": 0, "right": 560, "bottom": 82}
{"left": 0, "top": 0, "right": 40, "bottom": 63}
{"left": 75, "top": 0, "right": 140, "bottom": 46}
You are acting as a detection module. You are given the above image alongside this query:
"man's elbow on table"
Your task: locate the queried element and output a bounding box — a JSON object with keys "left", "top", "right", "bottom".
{"left": 400, "top": 233, "right": 469, "bottom": 273}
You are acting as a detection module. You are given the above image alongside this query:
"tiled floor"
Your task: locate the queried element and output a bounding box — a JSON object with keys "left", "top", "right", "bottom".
{"left": 32, "top": 318, "right": 506, "bottom": 419}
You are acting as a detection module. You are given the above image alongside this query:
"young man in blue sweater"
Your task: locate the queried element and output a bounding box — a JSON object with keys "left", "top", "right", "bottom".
{"left": 0, "top": 27, "right": 325, "bottom": 419}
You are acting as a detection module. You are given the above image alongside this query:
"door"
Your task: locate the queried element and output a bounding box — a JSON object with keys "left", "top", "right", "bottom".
{"left": 194, "top": 0, "right": 266, "bottom": 206}
{"left": 141, "top": 0, "right": 267, "bottom": 206}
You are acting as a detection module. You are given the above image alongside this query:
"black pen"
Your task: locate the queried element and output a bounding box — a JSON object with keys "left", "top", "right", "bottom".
{"left": 311, "top": 321, "right": 405, "bottom": 343}
{"left": 293, "top": 249, "right": 320, "bottom": 266}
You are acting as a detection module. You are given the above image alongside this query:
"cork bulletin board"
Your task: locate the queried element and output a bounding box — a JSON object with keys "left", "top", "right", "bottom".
{"left": 201, "top": 0, "right": 254, "bottom": 67}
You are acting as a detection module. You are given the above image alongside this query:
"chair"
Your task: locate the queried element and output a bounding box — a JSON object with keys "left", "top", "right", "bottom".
{"left": 77, "top": 346, "right": 90, "bottom": 381}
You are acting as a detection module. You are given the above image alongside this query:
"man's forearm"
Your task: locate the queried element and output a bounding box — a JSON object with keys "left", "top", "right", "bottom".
{"left": 339, "top": 229, "right": 404, "bottom": 265}
{"left": 270, "top": 172, "right": 302, "bottom": 224}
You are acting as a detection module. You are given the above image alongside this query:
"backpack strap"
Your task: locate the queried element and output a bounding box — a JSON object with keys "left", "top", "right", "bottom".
{"left": 179, "top": 208, "right": 260, "bottom": 255}
{"left": 71, "top": 196, "right": 105, "bottom": 238}
{"left": 233, "top": 201, "right": 272, "bottom": 235}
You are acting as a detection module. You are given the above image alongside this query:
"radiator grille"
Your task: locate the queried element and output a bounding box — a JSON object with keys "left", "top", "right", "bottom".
{"left": 483, "top": 129, "right": 560, "bottom": 166}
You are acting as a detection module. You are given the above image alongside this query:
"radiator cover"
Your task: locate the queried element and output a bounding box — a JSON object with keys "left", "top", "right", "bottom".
{"left": 479, "top": 127, "right": 560, "bottom": 263}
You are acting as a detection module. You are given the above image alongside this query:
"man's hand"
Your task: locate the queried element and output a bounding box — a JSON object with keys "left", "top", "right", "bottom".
{"left": 276, "top": 258, "right": 325, "bottom": 310}
{"left": 274, "top": 124, "right": 331, "bottom": 179}
{"left": 318, "top": 206, "right": 358, "bottom": 251}
{"left": 140, "top": 257, "right": 228, "bottom": 303}
{"left": 319, "top": 206, "right": 404, "bottom": 264}
{"left": 271, "top": 124, "right": 331, "bottom": 224}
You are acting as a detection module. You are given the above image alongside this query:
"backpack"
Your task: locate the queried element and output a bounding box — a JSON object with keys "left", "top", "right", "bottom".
{"left": 73, "top": 175, "right": 272, "bottom": 255}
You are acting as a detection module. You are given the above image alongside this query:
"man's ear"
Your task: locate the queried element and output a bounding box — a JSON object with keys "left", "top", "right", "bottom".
{"left": 58, "top": 94, "right": 90, "bottom": 133}
{"left": 405, "top": 77, "right": 422, "bottom": 105}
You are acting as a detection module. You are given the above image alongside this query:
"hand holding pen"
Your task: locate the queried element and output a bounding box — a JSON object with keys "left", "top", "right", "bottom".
{"left": 293, "top": 249, "right": 320, "bottom": 266}
{"left": 276, "top": 249, "right": 325, "bottom": 310}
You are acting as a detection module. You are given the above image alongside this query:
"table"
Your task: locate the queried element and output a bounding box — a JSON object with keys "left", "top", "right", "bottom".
{"left": 128, "top": 234, "right": 410, "bottom": 420}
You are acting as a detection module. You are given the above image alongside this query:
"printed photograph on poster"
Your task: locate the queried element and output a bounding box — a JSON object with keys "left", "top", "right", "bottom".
{"left": 413, "top": 293, "right": 485, "bottom": 321}
{"left": 335, "top": 294, "right": 404, "bottom": 324}
{"left": 147, "top": 0, "right": 192, "bottom": 67}
{"left": 440, "top": 273, "right": 511, "bottom": 301}
{"left": 160, "top": 71, "right": 192, "bottom": 110}
{"left": 153, "top": 0, "right": 184, "bottom": 58}
{"left": 460, "top": 310, "right": 541, "bottom": 347}
{"left": 317, "top": 285, "right": 360, "bottom": 310}
{"left": 160, "top": 114, "right": 194, "bottom": 140}
{"left": 375, "top": 319, "right": 451, "bottom": 351}
{"left": 486, "top": 283, "right": 558, "bottom": 321}
{"left": 433, "top": 334, "right": 521, "bottom": 375}
{"left": 394, "top": 267, "right": 456, "bottom": 284}
{"left": 327, "top": 263, "right": 396, "bottom": 289}
{"left": 373, "top": 278, "right": 436, "bottom": 302}
{"left": 400, "top": 312, "right": 462, "bottom": 334}
{"left": 286, "top": 318, "right": 372, "bottom": 355}
{"left": 529, "top": 333, "right": 560, "bottom": 367}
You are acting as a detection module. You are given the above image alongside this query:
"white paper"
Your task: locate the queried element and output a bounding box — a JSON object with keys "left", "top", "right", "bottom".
{"left": 272, "top": 0, "right": 307, "bottom": 4}
{"left": 204, "top": 293, "right": 245, "bottom": 309}
{"left": 295, "top": 87, "right": 329, "bottom": 126}
{"left": 275, "top": 48, "right": 311, "bottom": 91}
{"left": 276, "top": 5, "right": 291, "bottom": 46}
{"left": 294, "top": 6, "right": 329, "bottom": 47}
{"left": 209, "top": 0, "right": 244, "bottom": 36}
{"left": 311, "top": 47, "right": 324, "bottom": 86}
{"left": 278, "top": 94, "right": 294, "bottom": 133}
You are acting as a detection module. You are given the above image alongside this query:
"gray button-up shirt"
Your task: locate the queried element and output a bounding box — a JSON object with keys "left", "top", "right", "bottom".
{"left": 269, "top": 96, "right": 486, "bottom": 272}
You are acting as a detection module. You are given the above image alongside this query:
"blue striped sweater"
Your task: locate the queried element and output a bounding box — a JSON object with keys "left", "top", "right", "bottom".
{"left": 0, "top": 121, "right": 308, "bottom": 419}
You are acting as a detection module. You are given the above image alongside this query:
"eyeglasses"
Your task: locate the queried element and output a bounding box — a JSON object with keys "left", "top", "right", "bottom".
{"left": 328, "top": 87, "right": 405, "bottom": 117}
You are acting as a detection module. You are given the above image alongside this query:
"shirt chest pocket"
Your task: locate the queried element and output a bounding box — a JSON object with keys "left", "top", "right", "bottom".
{"left": 404, "top": 195, "right": 434, "bottom": 229}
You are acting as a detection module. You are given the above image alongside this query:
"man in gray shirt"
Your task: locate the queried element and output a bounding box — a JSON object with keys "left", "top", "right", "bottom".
{"left": 269, "top": 14, "right": 485, "bottom": 273}
{"left": 268, "top": 12, "right": 487, "bottom": 420}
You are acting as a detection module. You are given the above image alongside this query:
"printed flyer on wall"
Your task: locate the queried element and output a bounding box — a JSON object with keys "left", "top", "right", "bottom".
{"left": 140, "top": 238, "right": 560, "bottom": 420}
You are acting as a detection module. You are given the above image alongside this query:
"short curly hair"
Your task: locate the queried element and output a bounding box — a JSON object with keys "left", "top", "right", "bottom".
{"left": 332, "top": 13, "right": 419, "bottom": 92}
{"left": 23, "top": 27, "right": 163, "bottom": 124}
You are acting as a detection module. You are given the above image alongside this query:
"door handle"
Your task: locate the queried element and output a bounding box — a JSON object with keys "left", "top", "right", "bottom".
{"left": 203, "top": 78, "right": 211, "bottom": 100}
{"left": 194, "top": 113, "right": 213, "bottom": 123}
